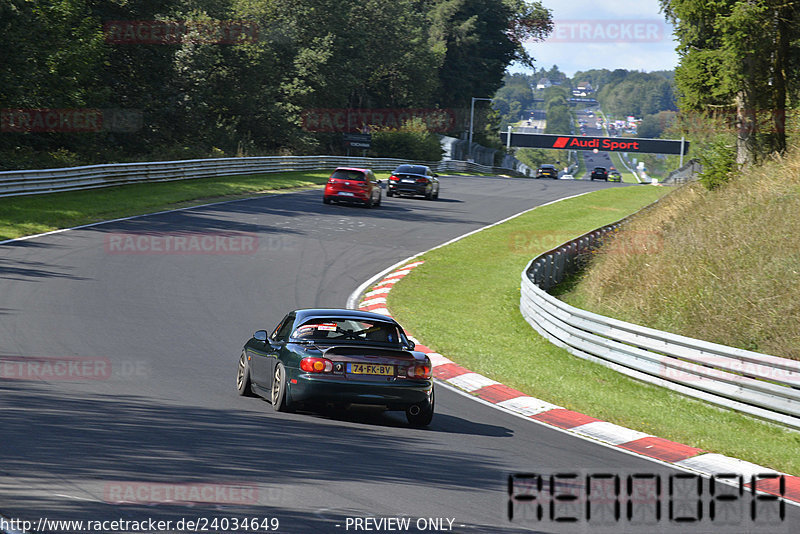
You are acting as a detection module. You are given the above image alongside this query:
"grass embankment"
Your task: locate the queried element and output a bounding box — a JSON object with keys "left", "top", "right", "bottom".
{"left": 561, "top": 151, "right": 800, "bottom": 361}
{"left": 0, "top": 170, "right": 344, "bottom": 241}
{"left": 387, "top": 185, "right": 800, "bottom": 475}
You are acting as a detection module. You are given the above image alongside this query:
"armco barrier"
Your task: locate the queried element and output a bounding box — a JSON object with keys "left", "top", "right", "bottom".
{"left": 663, "top": 158, "right": 702, "bottom": 185}
{"left": 520, "top": 221, "right": 800, "bottom": 430}
{"left": 0, "top": 156, "right": 526, "bottom": 197}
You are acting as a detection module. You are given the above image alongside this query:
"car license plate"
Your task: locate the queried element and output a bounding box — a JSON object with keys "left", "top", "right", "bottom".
{"left": 401, "top": 179, "right": 415, "bottom": 183}
{"left": 338, "top": 192, "right": 355, "bottom": 197}
{"left": 347, "top": 363, "right": 394, "bottom": 376}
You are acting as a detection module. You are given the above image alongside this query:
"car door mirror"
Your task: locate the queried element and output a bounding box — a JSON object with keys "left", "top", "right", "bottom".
{"left": 405, "top": 340, "right": 415, "bottom": 350}
{"left": 254, "top": 330, "right": 268, "bottom": 342}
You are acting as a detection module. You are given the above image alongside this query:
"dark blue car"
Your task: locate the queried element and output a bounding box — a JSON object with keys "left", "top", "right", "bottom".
{"left": 237, "top": 308, "right": 434, "bottom": 426}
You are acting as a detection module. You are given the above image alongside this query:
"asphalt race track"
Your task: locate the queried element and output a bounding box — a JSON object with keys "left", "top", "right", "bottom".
{"left": 1, "top": 176, "right": 793, "bottom": 534}
{"left": 576, "top": 109, "right": 615, "bottom": 180}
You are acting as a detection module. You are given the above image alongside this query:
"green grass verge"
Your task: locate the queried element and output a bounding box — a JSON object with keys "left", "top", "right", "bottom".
{"left": 0, "top": 170, "right": 342, "bottom": 241}
{"left": 386, "top": 186, "right": 800, "bottom": 475}
{"left": 574, "top": 152, "right": 586, "bottom": 179}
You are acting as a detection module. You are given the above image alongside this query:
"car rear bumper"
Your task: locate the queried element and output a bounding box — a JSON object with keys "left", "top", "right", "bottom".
{"left": 289, "top": 372, "right": 433, "bottom": 409}
{"left": 325, "top": 190, "right": 371, "bottom": 203}
{"left": 388, "top": 182, "right": 427, "bottom": 195}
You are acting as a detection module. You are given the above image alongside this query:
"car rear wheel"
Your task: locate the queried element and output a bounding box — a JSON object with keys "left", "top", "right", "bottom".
{"left": 271, "top": 362, "right": 292, "bottom": 412}
{"left": 236, "top": 351, "right": 255, "bottom": 397}
{"left": 406, "top": 387, "right": 434, "bottom": 427}
{"left": 432, "top": 187, "right": 439, "bottom": 200}
{"left": 386, "top": 190, "right": 393, "bottom": 197}
{"left": 323, "top": 197, "right": 332, "bottom": 204}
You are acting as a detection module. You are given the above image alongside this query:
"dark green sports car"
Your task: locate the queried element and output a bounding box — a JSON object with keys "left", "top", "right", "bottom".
{"left": 237, "top": 308, "right": 434, "bottom": 426}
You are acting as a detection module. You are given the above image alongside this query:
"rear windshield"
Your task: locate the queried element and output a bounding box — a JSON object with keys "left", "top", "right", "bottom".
{"left": 539, "top": 165, "right": 555, "bottom": 169}
{"left": 291, "top": 318, "right": 403, "bottom": 346}
{"left": 394, "top": 165, "right": 427, "bottom": 175}
{"left": 331, "top": 169, "right": 366, "bottom": 181}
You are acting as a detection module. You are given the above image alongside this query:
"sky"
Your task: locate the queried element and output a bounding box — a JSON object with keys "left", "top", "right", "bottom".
{"left": 514, "top": 0, "right": 680, "bottom": 77}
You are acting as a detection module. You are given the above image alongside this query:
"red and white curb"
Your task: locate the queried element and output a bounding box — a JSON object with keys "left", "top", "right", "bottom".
{"left": 358, "top": 260, "right": 800, "bottom": 504}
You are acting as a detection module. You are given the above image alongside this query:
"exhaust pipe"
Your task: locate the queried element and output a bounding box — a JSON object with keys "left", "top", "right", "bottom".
{"left": 408, "top": 405, "right": 421, "bottom": 416}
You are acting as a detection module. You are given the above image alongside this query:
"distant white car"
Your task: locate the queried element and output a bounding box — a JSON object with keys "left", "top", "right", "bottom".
{"left": 560, "top": 174, "right": 574, "bottom": 180}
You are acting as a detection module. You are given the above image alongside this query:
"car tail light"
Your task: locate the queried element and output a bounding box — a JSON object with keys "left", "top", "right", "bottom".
{"left": 406, "top": 364, "right": 431, "bottom": 379}
{"left": 389, "top": 175, "right": 399, "bottom": 181}
{"left": 300, "top": 357, "right": 333, "bottom": 373}
{"left": 416, "top": 177, "right": 429, "bottom": 184}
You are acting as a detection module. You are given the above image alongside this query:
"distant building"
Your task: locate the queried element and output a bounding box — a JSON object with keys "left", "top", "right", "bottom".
{"left": 536, "top": 78, "right": 552, "bottom": 90}
{"left": 576, "top": 81, "right": 593, "bottom": 92}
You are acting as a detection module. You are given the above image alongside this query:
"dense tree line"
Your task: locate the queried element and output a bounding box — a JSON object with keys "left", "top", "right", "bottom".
{"left": 493, "top": 72, "right": 536, "bottom": 127}
{"left": 571, "top": 69, "right": 677, "bottom": 118}
{"left": 492, "top": 65, "right": 570, "bottom": 129}
{"left": 661, "top": 0, "right": 800, "bottom": 167}
{"left": 0, "top": 0, "right": 552, "bottom": 169}
{"left": 493, "top": 67, "right": 677, "bottom": 137}
{"left": 541, "top": 85, "right": 572, "bottom": 134}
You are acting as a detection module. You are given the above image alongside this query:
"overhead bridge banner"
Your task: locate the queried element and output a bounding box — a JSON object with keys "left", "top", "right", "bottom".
{"left": 500, "top": 132, "right": 689, "bottom": 155}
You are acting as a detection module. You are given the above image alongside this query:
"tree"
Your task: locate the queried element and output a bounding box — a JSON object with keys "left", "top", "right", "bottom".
{"left": 369, "top": 117, "right": 444, "bottom": 161}
{"left": 0, "top": 0, "right": 552, "bottom": 167}
{"left": 493, "top": 72, "right": 536, "bottom": 127}
{"left": 661, "top": 0, "right": 800, "bottom": 164}
{"left": 595, "top": 71, "right": 677, "bottom": 118}
{"left": 541, "top": 86, "right": 572, "bottom": 135}
{"left": 638, "top": 111, "right": 677, "bottom": 138}
{"left": 428, "top": 0, "right": 551, "bottom": 109}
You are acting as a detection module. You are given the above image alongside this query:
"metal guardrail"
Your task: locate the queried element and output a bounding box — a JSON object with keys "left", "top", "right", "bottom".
{"left": 0, "top": 156, "right": 525, "bottom": 197}
{"left": 663, "top": 158, "right": 702, "bottom": 185}
{"left": 520, "top": 221, "right": 800, "bottom": 430}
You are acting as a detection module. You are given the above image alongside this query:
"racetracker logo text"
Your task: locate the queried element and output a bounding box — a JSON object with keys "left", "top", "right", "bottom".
{"left": 0, "top": 356, "right": 112, "bottom": 380}
{"left": 546, "top": 19, "right": 668, "bottom": 43}
{"left": 104, "top": 232, "right": 259, "bottom": 255}
{"left": 509, "top": 230, "right": 663, "bottom": 256}
{"left": 103, "top": 482, "right": 259, "bottom": 504}
{"left": 301, "top": 109, "right": 456, "bottom": 133}
{"left": 1, "top": 109, "right": 142, "bottom": 133}
{"left": 104, "top": 20, "right": 259, "bottom": 44}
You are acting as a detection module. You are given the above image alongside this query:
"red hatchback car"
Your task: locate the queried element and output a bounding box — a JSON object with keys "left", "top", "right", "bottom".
{"left": 323, "top": 167, "right": 382, "bottom": 208}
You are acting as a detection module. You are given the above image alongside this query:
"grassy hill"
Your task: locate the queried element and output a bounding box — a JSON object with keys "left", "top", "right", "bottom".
{"left": 560, "top": 148, "right": 800, "bottom": 360}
